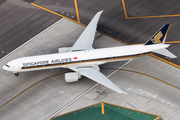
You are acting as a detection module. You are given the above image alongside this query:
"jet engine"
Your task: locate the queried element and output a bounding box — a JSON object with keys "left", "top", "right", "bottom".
{"left": 65, "top": 72, "right": 81, "bottom": 83}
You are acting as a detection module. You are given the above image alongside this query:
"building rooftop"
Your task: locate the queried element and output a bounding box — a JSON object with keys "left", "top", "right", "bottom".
{"left": 51, "top": 102, "right": 163, "bottom": 120}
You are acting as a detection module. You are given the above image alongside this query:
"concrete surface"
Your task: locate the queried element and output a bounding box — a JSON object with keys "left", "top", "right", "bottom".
{"left": 1, "top": 0, "right": 180, "bottom": 66}
{"left": 0, "top": 18, "right": 180, "bottom": 120}
{"left": 35, "top": 0, "right": 180, "bottom": 66}
{"left": 0, "top": 0, "right": 61, "bottom": 58}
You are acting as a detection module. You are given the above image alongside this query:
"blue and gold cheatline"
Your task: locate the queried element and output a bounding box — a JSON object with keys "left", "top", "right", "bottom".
{"left": 21, "top": 53, "right": 151, "bottom": 69}
{"left": 145, "top": 24, "right": 171, "bottom": 45}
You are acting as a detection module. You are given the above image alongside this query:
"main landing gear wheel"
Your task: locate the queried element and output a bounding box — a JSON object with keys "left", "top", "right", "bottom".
{"left": 15, "top": 73, "right": 19, "bottom": 76}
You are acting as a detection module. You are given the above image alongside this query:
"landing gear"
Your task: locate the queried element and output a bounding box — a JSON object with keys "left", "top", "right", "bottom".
{"left": 15, "top": 73, "right": 19, "bottom": 76}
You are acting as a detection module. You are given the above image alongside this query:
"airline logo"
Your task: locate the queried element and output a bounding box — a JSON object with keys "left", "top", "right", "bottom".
{"left": 23, "top": 58, "right": 72, "bottom": 67}
{"left": 23, "top": 60, "right": 49, "bottom": 67}
{"left": 151, "top": 31, "right": 163, "bottom": 44}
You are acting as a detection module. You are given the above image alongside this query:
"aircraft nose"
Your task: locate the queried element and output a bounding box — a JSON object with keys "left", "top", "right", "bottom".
{"left": 3, "top": 65, "right": 7, "bottom": 70}
{"left": 3, "top": 65, "right": 10, "bottom": 71}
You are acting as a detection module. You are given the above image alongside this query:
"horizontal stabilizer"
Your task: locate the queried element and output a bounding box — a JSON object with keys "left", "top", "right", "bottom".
{"left": 153, "top": 48, "right": 177, "bottom": 58}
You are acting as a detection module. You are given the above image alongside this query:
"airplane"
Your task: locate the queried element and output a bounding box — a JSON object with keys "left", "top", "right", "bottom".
{"left": 3, "top": 10, "right": 177, "bottom": 94}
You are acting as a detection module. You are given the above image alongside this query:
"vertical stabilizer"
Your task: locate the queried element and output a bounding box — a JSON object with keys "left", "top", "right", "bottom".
{"left": 145, "top": 24, "right": 171, "bottom": 45}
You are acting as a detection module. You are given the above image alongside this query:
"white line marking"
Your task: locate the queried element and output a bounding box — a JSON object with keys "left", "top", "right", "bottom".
{"left": 0, "top": 18, "right": 64, "bottom": 62}
{"left": 107, "top": 60, "right": 132, "bottom": 78}
{"left": 46, "top": 60, "right": 132, "bottom": 119}
{"left": 46, "top": 83, "right": 99, "bottom": 120}
{"left": 0, "top": 15, "right": 132, "bottom": 119}
{"left": 0, "top": 97, "right": 12, "bottom": 106}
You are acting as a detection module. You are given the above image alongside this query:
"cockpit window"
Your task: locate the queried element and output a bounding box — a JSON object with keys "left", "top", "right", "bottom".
{"left": 5, "top": 64, "right": 10, "bottom": 67}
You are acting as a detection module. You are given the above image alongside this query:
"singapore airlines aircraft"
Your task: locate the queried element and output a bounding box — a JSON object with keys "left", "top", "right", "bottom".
{"left": 3, "top": 11, "right": 177, "bottom": 94}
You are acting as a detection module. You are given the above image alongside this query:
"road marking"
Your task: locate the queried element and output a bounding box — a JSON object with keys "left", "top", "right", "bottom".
{"left": 31, "top": 3, "right": 83, "bottom": 26}
{"left": 122, "top": 69, "right": 180, "bottom": 90}
{"left": 121, "top": 0, "right": 128, "bottom": 19}
{"left": 30, "top": 3, "right": 127, "bottom": 44}
{"left": 74, "top": 0, "right": 80, "bottom": 23}
{"left": 165, "top": 41, "right": 180, "bottom": 44}
{"left": 154, "top": 116, "right": 161, "bottom": 120}
{"left": 47, "top": 64, "right": 127, "bottom": 119}
{"left": 150, "top": 54, "right": 180, "bottom": 69}
{"left": 103, "top": 68, "right": 180, "bottom": 90}
{"left": 101, "top": 102, "right": 104, "bottom": 114}
{"left": 0, "top": 71, "right": 69, "bottom": 108}
{"left": 0, "top": 18, "right": 64, "bottom": 62}
{"left": 48, "top": 67, "right": 178, "bottom": 119}
{"left": 127, "top": 14, "right": 180, "bottom": 19}
{"left": 0, "top": 67, "right": 177, "bottom": 117}
{"left": 122, "top": 0, "right": 180, "bottom": 19}
{"left": 46, "top": 83, "right": 100, "bottom": 120}
{"left": 31, "top": 3, "right": 71, "bottom": 21}
{"left": 0, "top": 97, "right": 12, "bottom": 106}
{"left": 30, "top": 2, "right": 180, "bottom": 69}
{"left": 129, "top": 41, "right": 180, "bottom": 45}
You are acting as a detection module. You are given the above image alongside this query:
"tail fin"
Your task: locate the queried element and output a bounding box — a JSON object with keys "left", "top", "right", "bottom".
{"left": 145, "top": 24, "right": 171, "bottom": 45}
{"left": 146, "top": 24, "right": 177, "bottom": 58}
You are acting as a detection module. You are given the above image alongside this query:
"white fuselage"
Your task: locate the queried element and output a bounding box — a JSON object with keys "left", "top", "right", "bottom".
{"left": 3, "top": 44, "right": 169, "bottom": 73}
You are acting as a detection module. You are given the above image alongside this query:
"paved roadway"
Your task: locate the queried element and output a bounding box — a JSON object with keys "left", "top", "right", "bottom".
{"left": 0, "top": 0, "right": 61, "bottom": 58}
{"left": 0, "top": 18, "right": 180, "bottom": 120}
{"left": 32, "top": 0, "right": 180, "bottom": 66}
{"left": 1, "top": 0, "right": 180, "bottom": 65}
{"left": 0, "top": 0, "right": 180, "bottom": 120}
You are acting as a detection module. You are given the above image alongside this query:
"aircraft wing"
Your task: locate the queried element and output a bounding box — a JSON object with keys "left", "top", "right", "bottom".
{"left": 68, "top": 66, "right": 128, "bottom": 94}
{"left": 70, "top": 11, "right": 103, "bottom": 52}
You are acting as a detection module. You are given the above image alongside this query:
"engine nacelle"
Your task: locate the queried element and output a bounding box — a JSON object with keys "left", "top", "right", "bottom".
{"left": 58, "top": 47, "right": 71, "bottom": 53}
{"left": 65, "top": 72, "right": 81, "bottom": 83}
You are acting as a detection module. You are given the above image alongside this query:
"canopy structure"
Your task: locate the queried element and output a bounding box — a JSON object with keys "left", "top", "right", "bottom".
{"left": 50, "top": 102, "right": 163, "bottom": 120}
